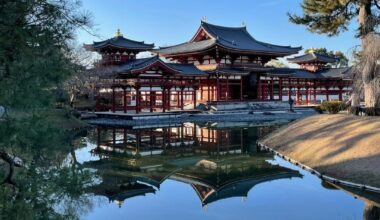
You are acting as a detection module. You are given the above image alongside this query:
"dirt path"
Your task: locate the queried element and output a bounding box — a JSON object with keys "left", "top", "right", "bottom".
{"left": 260, "top": 114, "right": 380, "bottom": 188}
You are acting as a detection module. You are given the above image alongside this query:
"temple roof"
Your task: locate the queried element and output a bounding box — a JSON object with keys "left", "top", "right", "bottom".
{"left": 85, "top": 31, "right": 154, "bottom": 52}
{"left": 156, "top": 21, "right": 301, "bottom": 56}
{"left": 267, "top": 67, "right": 351, "bottom": 79}
{"left": 287, "top": 52, "right": 339, "bottom": 64}
{"left": 95, "top": 56, "right": 207, "bottom": 77}
{"left": 116, "top": 56, "right": 207, "bottom": 76}
{"left": 202, "top": 172, "right": 302, "bottom": 205}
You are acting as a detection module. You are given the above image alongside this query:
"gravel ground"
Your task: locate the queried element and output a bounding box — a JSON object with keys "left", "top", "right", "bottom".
{"left": 261, "top": 114, "right": 380, "bottom": 188}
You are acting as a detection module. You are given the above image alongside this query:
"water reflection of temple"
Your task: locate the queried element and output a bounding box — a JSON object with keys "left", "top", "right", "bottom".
{"left": 93, "top": 122, "right": 277, "bottom": 157}
{"left": 85, "top": 123, "right": 302, "bottom": 207}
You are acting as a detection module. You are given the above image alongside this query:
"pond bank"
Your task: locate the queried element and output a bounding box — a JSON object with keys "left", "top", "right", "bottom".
{"left": 259, "top": 114, "right": 380, "bottom": 189}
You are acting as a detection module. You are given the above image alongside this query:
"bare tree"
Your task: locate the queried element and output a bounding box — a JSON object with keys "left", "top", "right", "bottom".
{"left": 63, "top": 45, "right": 115, "bottom": 108}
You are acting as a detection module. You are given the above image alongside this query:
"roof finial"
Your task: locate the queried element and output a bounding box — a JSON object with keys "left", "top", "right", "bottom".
{"left": 115, "top": 29, "right": 123, "bottom": 38}
{"left": 201, "top": 16, "right": 207, "bottom": 22}
{"left": 242, "top": 21, "right": 246, "bottom": 27}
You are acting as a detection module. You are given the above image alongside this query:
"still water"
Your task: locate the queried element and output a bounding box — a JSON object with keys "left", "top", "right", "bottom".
{"left": 1, "top": 120, "right": 379, "bottom": 220}
{"left": 72, "top": 122, "right": 379, "bottom": 220}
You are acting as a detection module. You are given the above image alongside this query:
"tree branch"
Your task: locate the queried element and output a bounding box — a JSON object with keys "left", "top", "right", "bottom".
{"left": 374, "top": 0, "right": 380, "bottom": 10}
{"left": 0, "top": 150, "right": 22, "bottom": 186}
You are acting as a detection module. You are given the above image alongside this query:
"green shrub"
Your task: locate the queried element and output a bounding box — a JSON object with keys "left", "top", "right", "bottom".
{"left": 314, "top": 105, "right": 324, "bottom": 114}
{"left": 321, "top": 101, "right": 344, "bottom": 114}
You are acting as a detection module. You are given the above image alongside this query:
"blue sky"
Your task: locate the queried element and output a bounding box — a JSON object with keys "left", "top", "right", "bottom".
{"left": 77, "top": 0, "right": 359, "bottom": 60}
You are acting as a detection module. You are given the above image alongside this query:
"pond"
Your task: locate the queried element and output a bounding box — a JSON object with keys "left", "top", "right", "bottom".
{"left": 75, "top": 122, "right": 379, "bottom": 220}
{"left": 1, "top": 120, "right": 379, "bottom": 220}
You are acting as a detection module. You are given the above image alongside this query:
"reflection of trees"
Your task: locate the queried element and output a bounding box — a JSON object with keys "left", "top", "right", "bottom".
{"left": 0, "top": 115, "right": 94, "bottom": 220}
{"left": 364, "top": 204, "right": 380, "bottom": 220}
{"left": 322, "top": 181, "right": 380, "bottom": 220}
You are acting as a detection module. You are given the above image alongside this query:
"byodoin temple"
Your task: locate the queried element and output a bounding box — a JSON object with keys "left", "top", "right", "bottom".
{"left": 85, "top": 21, "right": 352, "bottom": 114}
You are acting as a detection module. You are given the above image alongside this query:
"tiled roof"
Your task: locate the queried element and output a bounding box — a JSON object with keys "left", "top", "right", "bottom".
{"left": 156, "top": 39, "right": 216, "bottom": 55}
{"left": 267, "top": 67, "right": 352, "bottom": 79}
{"left": 86, "top": 36, "right": 154, "bottom": 51}
{"left": 156, "top": 21, "right": 301, "bottom": 56}
{"left": 287, "top": 53, "right": 339, "bottom": 64}
{"left": 115, "top": 56, "right": 207, "bottom": 76}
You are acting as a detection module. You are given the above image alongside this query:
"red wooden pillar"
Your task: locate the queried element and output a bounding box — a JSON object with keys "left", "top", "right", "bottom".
{"left": 123, "top": 88, "right": 127, "bottom": 113}
{"left": 338, "top": 87, "right": 343, "bottom": 101}
{"left": 305, "top": 87, "right": 309, "bottom": 105}
{"left": 150, "top": 91, "right": 154, "bottom": 112}
{"left": 270, "top": 77, "right": 274, "bottom": 100}
{"left": 200, "top": 85, "right": 203, "bottom": 101}
{"left": 314, "top": 87, "right": 317, "bottom": 104}
{"left": 167, "top": 88, "right": 171, "bottom": 111}
{"left": 193, "top": 125, "right": 197, "bottom": 143}
{"left": 180, "top": 87, "right": 184, "bottom": 110}
{"left": 240, "top": 76, "right": 243, "bottom": 101}
{"left": 177, "top": 90, "right": 180, "bottom": 108}
{"left": 112, "top": 88, "right": 116, "bottom": 113}
{"left": 162, "top": 88, "right": 166, "bottom": 113}
{"left": 288, "top": 87, "right": 292, "bottom": 100}
{"left": 226, "top": 76, "right": 229, "bottom": 101}
{"left": 257, "top": 75, "right": 262, "bottom": 100}
{"left": 216, "top": 76, "right": 220, "bottom": 101}
{"left": 193, "top": 88, "right": 197, "bottom": 109}
{"left": 211, "top": 85, "right": 215, "bottom": 101}
{"left": 296, "top": 87, "right": 301, "bottom": 104}
{"left": 135, "top": 88, "right": 140, "bottom": 114}
{"left": 207, "top": 78, "right": 211, "bottom": 102}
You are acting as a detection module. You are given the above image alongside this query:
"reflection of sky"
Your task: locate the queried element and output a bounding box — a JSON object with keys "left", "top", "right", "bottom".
{"left": 75, "top": 140, "right": 100, "bottom": 164}
{"left": 82, "top": 156, "right": 364, "bottom": 220}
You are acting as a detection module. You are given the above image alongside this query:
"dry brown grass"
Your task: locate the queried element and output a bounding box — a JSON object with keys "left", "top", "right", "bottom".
{"left": 261, "top": 114, "right": 380, "bottom": 188}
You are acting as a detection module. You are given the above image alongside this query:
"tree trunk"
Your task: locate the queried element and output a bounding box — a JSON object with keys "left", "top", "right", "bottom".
{"left": 363, "top": 81, "right": 380, "bottom": 115}
{"left": 357, "top": 2, "right": 380, "bottom": 115}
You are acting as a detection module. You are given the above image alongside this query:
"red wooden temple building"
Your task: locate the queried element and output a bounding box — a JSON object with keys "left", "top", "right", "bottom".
{"left": 86, "top": 22, "right": 352, "bottom": 113}
{"left": 85, "top": 30, "right": 206, "bottom": 113}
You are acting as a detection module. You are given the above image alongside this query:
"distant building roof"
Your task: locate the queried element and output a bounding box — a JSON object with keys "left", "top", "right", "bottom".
{"left": 84, "top": 30, "right": 154, "bottom": 52}
{"left": 267, "top": 67, "right": 352, "bottom": 79}
{"left": 287, "top": 52, "right": 339, "bottom": 64}
{"left": 155, "top": 21, "right": 301, "bottom": 56}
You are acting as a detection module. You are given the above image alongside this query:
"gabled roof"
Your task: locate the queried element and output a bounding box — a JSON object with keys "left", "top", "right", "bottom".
{"left": 156, "top": 39, "right": 217, "bottom": 55}
{"left": 112, "top": 56, "right": 207, "bottom": 77}
{"left": 287, "top": 52, "right": 339, "bottom": 64}
{"left": 156, "top": 21, "right": 301, "bottom": 56}
{"left": 85, "top": 34, "right": 154, "bottom": 52}
{"left": 267, "top": 67, "right": 352, "bottom": 79}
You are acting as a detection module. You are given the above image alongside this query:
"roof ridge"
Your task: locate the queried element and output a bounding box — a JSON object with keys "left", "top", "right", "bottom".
{"left": 158, "top": 39, "right": 216, "bottom": 49}
{"left": 201, "top": 21, "right": 246, "bottom": 30}
{"left": 121, "top": 36, "right": 155, "bottom": 46}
